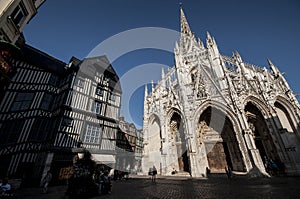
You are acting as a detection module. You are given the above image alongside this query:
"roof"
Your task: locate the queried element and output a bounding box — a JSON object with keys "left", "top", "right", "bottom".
{"left": 78, "top": 55, "right": 122, "bottom": 93}
{"left": 20, "top": 44, "right": 68, "bottom": 76}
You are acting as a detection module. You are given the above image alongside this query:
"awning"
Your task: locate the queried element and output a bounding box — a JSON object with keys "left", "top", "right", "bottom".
{"left": 77, "top": 153, "right": 115, "bottom": 164}
{"left": 92, "top": 154, "right": 116, "bottom": 164}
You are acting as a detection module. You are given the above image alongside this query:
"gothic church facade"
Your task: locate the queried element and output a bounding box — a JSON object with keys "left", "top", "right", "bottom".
{"left": 142, "top": 8, "right": 300, "bottom": 177}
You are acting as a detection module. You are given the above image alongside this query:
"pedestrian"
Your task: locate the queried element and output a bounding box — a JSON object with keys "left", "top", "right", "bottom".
{"left": 100, "top": 170, "right": 112, "bottom": 194}
{"left": 152, "top": 165, "right": 157, "bottom": 183}
{"left": 225, "top": 167, "right": 230, "bottom": 179}
{"left": 67, "top": 150, "right": 98, "bottom": 198}
{"left": 41, "top": 170, "right": 52, "bottom": 194}
{"left": 0, "top": 177, "right": 11, "bottom": 196}
{"left": 206, "top": 167, "right": 211, "bottom": 175}
{"left": 228, "top": 166, "right": 233, "bottom": 179}
{"left": 171, "top": 168, "right": 177, "bottom": 175}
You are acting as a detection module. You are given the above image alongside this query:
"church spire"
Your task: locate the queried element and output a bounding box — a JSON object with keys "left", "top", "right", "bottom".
{"left": 267, "top": 58, "right": 280, "bottom": 77}
{"left": 180, "top": 6, "right": 192, "bottom": 37}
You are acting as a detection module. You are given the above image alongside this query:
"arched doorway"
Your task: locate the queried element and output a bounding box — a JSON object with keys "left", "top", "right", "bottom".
{"left": 198, "top": 107, "right": 244, "bottom": 172}
{"left": 245, "top": 102, "right": 279, "bottom": 161}
{"left": 274, "top": 102, "right": 296, "bottom": 133}
{"left": 169, "top": 112, "right": 190, "bottom": 173}
{"left": 143, "top": 114, "right": 162, "bottom": 174}
{"left": 274, "top": 101, "right": 300, "bottom": 170}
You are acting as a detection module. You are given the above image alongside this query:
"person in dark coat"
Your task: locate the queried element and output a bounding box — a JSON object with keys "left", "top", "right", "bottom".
{"left": 66, "top": 150, "right": 98, "bottom": 198}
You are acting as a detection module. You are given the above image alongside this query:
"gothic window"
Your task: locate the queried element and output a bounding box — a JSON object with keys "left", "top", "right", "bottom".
{"left": 10, "top": 2, "right": 28, "bottom": 27}
{"left": 11, "top": 92, "right": 35, "bottom": 111}
{"left": 197, "top": 75, "right": 207, "bottom": 98}
{"left": 169, "top": 120, "right": 178, "bottom": 141}
{"left": 84, "top": 124, "right": 102, "bottom": 144}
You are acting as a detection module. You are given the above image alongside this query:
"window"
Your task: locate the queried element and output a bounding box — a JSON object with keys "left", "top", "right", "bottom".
{"left": 109, "top": 93, "right": 116, "bottom": 101}
{"left": 41, "top": 93, "right": 53, "bottom": 110}
{"left": 11, "top": 93, "right": 34, "bottom": 111}
{"left": 29, "top": 118, "right": 50, "bottom": 141}
{"left": 49, "top": 75, "right": 59, "bottom": 86}
{"left": 75, "top": 78, "right": 84, "bottom": 88}
{"left": 10, "top": 3, "right": 28, "bottom": 27}
{"left": 84, "top": 124, "right": 102, "bottom": 144}
{"left": 93, "top": 101, "right": 101, "bottom": 114}
{"left": 0, "top": 29, "right": 9, "bottom": 41}
{"left": 96, "top": 87, "right": 103, "bottom": 96}
{"left": 62, "top": 118, "right": 73, "bottom": 126}
{"left": 104, "top": 77, "right": 109, "bottom": 83}
{"left": 0, "top": 120, "right": 24, "bottom": 144}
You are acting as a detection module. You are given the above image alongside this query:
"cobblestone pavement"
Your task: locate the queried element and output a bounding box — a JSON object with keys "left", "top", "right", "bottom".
{"left": 14, "top": 175, "right": 300, "bottom": 199}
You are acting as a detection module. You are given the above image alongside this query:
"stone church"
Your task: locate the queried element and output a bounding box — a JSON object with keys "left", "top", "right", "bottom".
{"left": 142, "top": 7, "right": 300, "bottom": 177}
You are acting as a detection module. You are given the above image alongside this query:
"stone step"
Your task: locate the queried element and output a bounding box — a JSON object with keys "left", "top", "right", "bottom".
{"left": 172, "top": 171, "right": 191, "bottom": 177}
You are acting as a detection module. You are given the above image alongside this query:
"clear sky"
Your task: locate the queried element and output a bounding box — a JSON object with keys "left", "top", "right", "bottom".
{"left": 23, "top": 0, "right": 300, "bottom": 128}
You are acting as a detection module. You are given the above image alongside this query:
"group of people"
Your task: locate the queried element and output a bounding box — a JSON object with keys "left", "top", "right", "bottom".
{"left": 264, "top": 156, "right": 285, "bottom": 176}
{"left": 148, "top": 165, "right": 157, "bottom": 183}
{"left": 112, "top": 169, "right": 129, "bottom": 181}
{"left": 65, "top": 150, "right": 112, "bottom": 198}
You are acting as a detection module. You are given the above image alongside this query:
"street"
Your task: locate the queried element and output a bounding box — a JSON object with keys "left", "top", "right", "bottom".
{"left": 14, "top": 175, "right": 300, "bottom": 199}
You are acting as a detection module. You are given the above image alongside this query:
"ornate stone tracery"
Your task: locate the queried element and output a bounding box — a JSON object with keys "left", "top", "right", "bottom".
{"left": 142, "top": 7, "right": 300, "bottom": 177}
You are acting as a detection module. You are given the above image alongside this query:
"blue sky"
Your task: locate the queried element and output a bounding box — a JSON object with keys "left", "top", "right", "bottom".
{"left": 23, "top": 0, "right": 300, "bottom": 128}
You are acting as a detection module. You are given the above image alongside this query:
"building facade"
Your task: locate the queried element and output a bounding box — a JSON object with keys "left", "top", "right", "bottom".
{"left": 55, "top": 55, "right": 122, "bottom": 174}
{"left": 0, "top": 0, "right": 45, "bottom": 43}
{"left": 135, "top": 129, "right": 144, "bottom": 174}
{"left": 0, "top": 43, "right": 74, "bottom": 184}
{"left": 0, "top": 41, "right": 122, "bottom": 184}
{"left": 116, "top": 117, "right": 137, "bottom": 173}
{"left": 142, "top": 8, "right": 300, "bottom": 177}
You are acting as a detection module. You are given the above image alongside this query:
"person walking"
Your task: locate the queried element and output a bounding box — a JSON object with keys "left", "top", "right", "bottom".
{"left": 41, "top": 170, "right": 52, "bottom": 194}
{"left": 151, "top": 165, "right": 157, "bottom": 183}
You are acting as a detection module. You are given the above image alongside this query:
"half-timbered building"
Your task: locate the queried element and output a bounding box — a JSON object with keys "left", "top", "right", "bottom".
{"left": 0, "top": 43, "right": 122, "bottom": 184}
{"left": 116, "top": 117, "right": 137, "bottom": 173}
{"left": 0, "top": 43, "right": 75, "bottom": 185}
{"left": 54, "top": 56, "right": 121, "bottom": 174}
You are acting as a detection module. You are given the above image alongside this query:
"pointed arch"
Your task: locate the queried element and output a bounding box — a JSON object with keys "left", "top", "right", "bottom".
{"left": 244, "top": 97, "right": 282, "bottom": 169}
{"left": 193, "top": 100, "right": 247, "bottom": 172}
{"left": 147, "top": 113, "right": 162, "bottom": 140}
{"left": 243, "top": 95, "right": 270, "bottom": 118}
{"left": 193, "top": 100, "right": 242, "bottom": 134}
{"left": 275, "top": 95, "right": 299, "bottom": 132}
{"left": 166, "top": 107, "right": 190, "bottom": 173}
